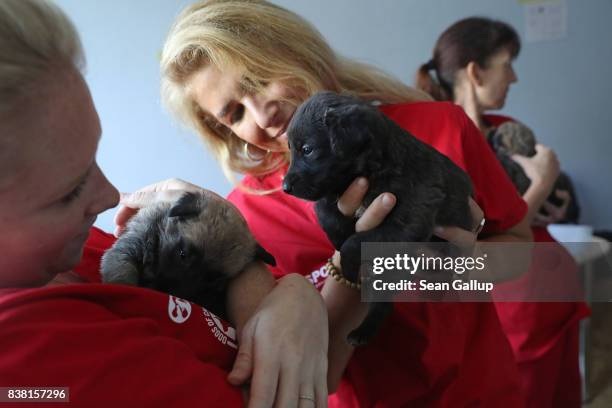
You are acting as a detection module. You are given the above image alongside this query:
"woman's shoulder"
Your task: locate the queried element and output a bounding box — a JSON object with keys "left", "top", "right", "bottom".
{"left": 483, "top": 113, "right": 516, "bottom": 127}
{"left": 380, "top": 100, "right": 465, "bottom": 120}
{"left": 379, "top": 101, "right": 475, "bottom": 137}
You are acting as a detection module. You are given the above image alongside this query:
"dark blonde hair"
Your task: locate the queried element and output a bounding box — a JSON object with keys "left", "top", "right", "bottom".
{"left": 161, "top": 0, "right": 430, "bottom": 186}
{"left": 416, "top": 17, "right": 520, "bottom": 101}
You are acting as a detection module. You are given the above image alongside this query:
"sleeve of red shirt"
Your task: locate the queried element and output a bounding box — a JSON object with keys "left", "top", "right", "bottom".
{"left": 452, "top": 106, "right": 528, "bottom": 234}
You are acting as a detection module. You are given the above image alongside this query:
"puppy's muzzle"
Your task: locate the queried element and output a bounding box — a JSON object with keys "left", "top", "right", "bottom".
{"left": 282, "top": 173, "right": 297, "bottom": 194}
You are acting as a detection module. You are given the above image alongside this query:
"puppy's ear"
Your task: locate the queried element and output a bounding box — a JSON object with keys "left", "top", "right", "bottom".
{"left": 255, "top": 243, "right": 276, "bottom": 266}
{"left": 323, "top": 103, "right": 375, "bottom": 158}
{"left": 169, "top": 192, "right": 200, "bottom": 219}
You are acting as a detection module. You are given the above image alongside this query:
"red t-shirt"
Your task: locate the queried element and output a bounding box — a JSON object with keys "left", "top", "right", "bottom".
{"left": 0, "top": 228, "right": 242, "bottom": 407}
{"left": 485, "top": 114, "right": 590, "bottom": 362}
{"left": 229, "top": 101, "right": 529, "bottom": 407}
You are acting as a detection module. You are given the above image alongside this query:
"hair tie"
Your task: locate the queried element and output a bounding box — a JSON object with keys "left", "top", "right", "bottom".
{"left": 424, "top": 59, "right": 436, "bottom": 71}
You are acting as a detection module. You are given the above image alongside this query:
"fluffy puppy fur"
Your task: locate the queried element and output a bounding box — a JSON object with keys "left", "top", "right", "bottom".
{"left": 488, "top": 121, "right": 576, "bottom": 216}
{"left": 283, "top": 91, "right": 474, "bottom": 345}
{"left": 101, "top": 191, "right": 275, "bottom": 320}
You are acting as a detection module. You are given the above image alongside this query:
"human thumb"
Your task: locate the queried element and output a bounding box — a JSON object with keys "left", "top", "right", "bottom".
{"left": 227, "top": 322, "right": 255, "bottom": 385}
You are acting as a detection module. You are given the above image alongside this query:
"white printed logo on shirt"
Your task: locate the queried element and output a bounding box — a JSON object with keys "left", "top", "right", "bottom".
{"left": 168, "top": 296, "right": 192, "bottom": 323}
{"left": 202, "top": 308, "right": 238, "bottom": 349}
{"left": 306, "top": 264, "right": 329, "bottom": 289}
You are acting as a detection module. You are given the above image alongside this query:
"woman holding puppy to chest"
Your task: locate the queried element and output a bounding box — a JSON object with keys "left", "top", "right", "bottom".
{"left": 416, "top": 17, "right": 589, "bottom": 407}
{"left": 0, "top": 1, "right": 331, "bottom": 407}
{"left": 118, "top": 1, "right": 536, "bottom": 406}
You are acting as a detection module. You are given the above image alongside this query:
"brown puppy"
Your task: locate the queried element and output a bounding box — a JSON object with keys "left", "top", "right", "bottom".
{"left": 101, "top": 191, "right": 275, "bottom": 319}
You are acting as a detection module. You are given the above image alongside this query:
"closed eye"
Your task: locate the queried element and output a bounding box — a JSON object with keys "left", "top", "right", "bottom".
{"left": 229, "top": 104, "right": 244, "bottom": 125}
{"left": 60, "top": 179, "right": 86, "bottom": 205}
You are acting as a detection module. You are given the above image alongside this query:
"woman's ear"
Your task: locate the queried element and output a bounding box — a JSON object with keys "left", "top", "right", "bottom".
{"left": 466, "top": 61, "right": 484, "bottom": 87}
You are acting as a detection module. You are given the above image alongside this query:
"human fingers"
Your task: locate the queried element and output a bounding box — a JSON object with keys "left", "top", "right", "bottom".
{"left": 227, "top": 319, "right": 256, "bottom": 386}
{"left": 113, "top": 190, "right": 186, "bottom": 236}
{"left": 433, "top": 225, "right": 477, "bottom": 248}
{"left": 355, "top": 193, "right": 396, "bottom": 232}
{"left": 273, "top": 364, "right": 300, "bottom": 408}
{"left": 337, "top": 178, "right": 368, "bottom": 217}
{"left": 533, "top": 212, "right": 554, "bottom": 227}
{"left": 247, "top": 341, "right": 279, "bottom": 408}
{"left": 113, "top": 201, "right": 138, "bottom": 237}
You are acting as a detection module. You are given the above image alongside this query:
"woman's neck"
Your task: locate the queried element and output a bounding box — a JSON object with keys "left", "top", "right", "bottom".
{"left": 453, "top": 79, "right": 488, "bottom": 135}
{"left": 45, "top": 270, "right": 87, "bottom": 286}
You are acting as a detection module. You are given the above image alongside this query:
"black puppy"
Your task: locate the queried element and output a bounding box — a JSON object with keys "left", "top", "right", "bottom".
{"left": 101, "top": 191, "right": 276, "bottom": 320}
{"left": 283, "top": 92, "right": 474, "bottom": 345}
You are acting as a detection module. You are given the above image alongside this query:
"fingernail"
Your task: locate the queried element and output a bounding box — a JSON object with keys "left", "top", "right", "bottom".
{"left": 357, "top": 178, "right": 368, "bottom": 188}
{"left": 434, "top": 226, "right": 444, "bottom": 235}
{"left": 382, "top": 194, "right": 394, "bottom": 208}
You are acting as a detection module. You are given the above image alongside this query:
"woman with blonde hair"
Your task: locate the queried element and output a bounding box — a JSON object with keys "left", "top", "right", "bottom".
{"left": 416, "top": 16, "right": 589, "bottom": 407}
{"left": 128, "top": 1, "right": 536, "bottom": 406}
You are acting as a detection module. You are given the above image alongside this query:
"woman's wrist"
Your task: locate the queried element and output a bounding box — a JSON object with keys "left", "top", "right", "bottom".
{"left": 226, "top": 262, "right": 276, "bottom": 335}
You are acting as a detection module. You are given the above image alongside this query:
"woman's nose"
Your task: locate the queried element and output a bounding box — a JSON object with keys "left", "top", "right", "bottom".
{"left": 88, "top": 165, "right": 120, "bottom": 216}
{"left": 510, "top": 67, "right": 518, "bottom": 83}
{"left": 243, "top": 95, "right": 278, "bottom": 129}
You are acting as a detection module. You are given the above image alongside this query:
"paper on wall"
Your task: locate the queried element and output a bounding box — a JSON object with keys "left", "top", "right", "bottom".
{"left": 524, "top": 0, "right": 567, "bottom": 42}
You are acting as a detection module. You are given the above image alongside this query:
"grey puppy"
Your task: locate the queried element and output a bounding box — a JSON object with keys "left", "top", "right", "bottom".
{"left": 488, "top": 121, "right": 579, "bottom": 220}
{"left": 101, "top": 190, "right": 276, "bottom": 319}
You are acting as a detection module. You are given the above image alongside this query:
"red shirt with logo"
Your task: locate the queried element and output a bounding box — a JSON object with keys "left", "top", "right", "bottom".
{"left": 0, "top": 228, "right": 242, "bottom": 407}
{"left": 228, "top": 101, "right": 529, "bottom": 407}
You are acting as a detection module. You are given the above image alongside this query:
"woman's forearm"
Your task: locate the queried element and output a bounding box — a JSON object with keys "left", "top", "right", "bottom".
{"left": 470, "top": 215, "right": 533, "bottom": 282}
{"left": 321, "top": 254, "right": 369, "bottom": 393}
{"left": 226, "top": 262, "right": 276, "bottom": 335}
{"left": 521, "top": 177, "right": 555, "bottom": 224}
{"left": 322, "top": 280, "right": 366, "bottom": 393}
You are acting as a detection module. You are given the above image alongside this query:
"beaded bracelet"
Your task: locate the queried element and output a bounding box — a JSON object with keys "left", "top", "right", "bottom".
{"left": 325, "top": 258, "right": 361, "bottom": 290}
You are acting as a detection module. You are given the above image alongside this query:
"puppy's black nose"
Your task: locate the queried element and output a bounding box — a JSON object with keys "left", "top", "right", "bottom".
{"left": 282, "top": 179, "right": 292, "bottom": 193}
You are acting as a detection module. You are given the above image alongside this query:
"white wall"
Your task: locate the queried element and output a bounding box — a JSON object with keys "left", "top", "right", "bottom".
{"left": 55, "top": 0, "right": 612, "bottom": 231}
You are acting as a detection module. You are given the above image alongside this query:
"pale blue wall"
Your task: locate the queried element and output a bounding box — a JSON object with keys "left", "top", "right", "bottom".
{"left": 55, "top": 0, "right": 612, "bottom": 231}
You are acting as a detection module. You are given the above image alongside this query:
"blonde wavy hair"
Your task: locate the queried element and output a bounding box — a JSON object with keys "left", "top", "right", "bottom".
{"left": 161, "top": 0, "right": 430, "bottom": 189}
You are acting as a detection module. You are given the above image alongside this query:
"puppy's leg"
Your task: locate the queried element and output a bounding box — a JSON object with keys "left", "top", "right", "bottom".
{"left": 315, "top": 197, "right": 357, "bottom": 249}
{"left": 348, "top": 303, "right": 394, "bottom": 347}
{"left": 100, "top": 234, "right": 147, "bottom": 285}
{"left": 338, "top": 226, "right": 403, "bottom": 345}
{"left": 101, "top": 248, "right": 141, "bottom": 285}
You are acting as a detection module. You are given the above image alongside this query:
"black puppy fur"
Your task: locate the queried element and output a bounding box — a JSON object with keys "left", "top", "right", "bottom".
{"left": 283, "top": 92, "right": 474, "bottom": 345}
{"left": 101, "top": 191, "right": 276, "bottom": 320}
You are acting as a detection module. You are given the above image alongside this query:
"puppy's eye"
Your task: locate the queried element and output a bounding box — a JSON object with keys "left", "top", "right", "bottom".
{"left": 301, "top": 144, "right": 313, "bottom": 156}
{"left": 178, "top": 248, "right": 187, "bottom": 259}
